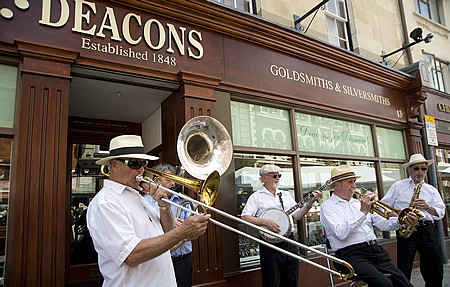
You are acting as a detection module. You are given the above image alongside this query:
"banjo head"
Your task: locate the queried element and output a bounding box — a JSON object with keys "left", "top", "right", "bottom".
{"left": 258, "top": 208, "right": 292, "bottom": 243}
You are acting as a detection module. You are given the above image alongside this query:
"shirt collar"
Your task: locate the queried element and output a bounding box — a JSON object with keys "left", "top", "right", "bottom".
{"left": 103, "top": 179, "right": 139, "bottom": 195}
{"left": 330, "top": 193, "right": 356, "bottom": 204}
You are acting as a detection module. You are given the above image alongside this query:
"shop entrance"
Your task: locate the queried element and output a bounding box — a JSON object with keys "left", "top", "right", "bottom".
{"left": 65, "top": 67, "right": 177, "bottom": 286}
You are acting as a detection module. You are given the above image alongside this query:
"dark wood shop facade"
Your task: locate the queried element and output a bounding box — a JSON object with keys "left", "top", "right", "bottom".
{"left": 0, "top": 0, "right": 442, "bottom": 286}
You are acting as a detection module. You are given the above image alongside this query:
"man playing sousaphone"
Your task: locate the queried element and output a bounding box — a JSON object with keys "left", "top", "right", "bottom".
{"left": 321, "top": 165, "right": 417, "bottom": 287}
{"left": 382, "top": 154, "right": 446, "bottom": 286}
{"left": 241, "top": 164, "right": 321, "bottom": 287}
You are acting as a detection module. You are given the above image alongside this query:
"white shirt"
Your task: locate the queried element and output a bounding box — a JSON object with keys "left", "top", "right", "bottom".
{"left": 87, "top": 180, "right": 177, "bottom": 287}
{"left": 381, "top": 177, "right": 445, "bottom": 221}
{"left": 320, "top": 194, "right": 403, "bottom": 252}
{"left": 241, "top": 185, "right": 299, "bottom": 231}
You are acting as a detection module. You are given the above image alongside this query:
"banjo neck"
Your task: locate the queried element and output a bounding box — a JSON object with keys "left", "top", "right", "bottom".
{"left": 285, "top": 179, "right": 331, "bottom": 215}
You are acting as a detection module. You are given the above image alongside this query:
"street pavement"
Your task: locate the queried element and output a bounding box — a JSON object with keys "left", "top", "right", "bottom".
{"left": 409, "top": 263, "right": 450, "bottom": 287}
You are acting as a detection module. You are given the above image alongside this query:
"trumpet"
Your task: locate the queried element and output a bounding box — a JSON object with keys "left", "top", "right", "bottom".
{"left": 354, "top": 191, "right": 416, "bottom": 224}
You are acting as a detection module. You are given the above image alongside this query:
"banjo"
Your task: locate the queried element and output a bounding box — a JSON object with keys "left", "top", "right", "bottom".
{"left": 258, "top": 180, "right": 331, "bottom": 243}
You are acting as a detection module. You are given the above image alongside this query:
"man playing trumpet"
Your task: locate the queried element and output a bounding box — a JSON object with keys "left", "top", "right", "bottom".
{"left": 382, "top": 154, "right": 445, "bottom": 286}
{"left": 321, "top": 165, "right": 417, "bottom": 287}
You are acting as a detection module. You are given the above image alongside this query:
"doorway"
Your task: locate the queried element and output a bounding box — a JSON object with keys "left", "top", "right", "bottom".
{"left": 66, "top": 66, "right": 177, "bottom": 285}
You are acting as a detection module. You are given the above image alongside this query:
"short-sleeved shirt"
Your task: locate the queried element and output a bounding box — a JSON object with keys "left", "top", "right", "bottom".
{"left": 87, "top": 179, "right": 176, "bottom": 287}
{"left": 241, "top": 185, "right": 299, "bottom": 232}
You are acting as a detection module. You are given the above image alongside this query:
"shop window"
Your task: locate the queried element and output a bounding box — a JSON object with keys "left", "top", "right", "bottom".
{"left": 324, "top": 0, "right": 350, "bottom": 50}
{"left": 299, "top": 158, "right": 387, "bottom": 244}
{"left": 295, "top": 112, "right": 375, "bottom": 156}
{"left": 70, "top": 143, "right": 108, "bottom": 266}
{"left": 414, "top": 0, "right": 443, "bottom": 24}
{"left": 235, "top": 153, "right": 295, "bottom": 267}
{"left": 376, "top": 127, "right": 406, "bottom": 160}
{"left": 212, "top": 0, "right": 257, "bottom": 14}
{"left": 423, "top": 53, "right": 447, "bottom": 93}
{"left": 436, "top": 148, "right": 450, "bottom": 234}
{"left": 231, "top": 101, "right": 292, "bottom": 150}
{"left": 0, "top": 137, "right": 12, "bottom": 282}
{"left": 0, "top": 64, "right": 17, "bottom": 129}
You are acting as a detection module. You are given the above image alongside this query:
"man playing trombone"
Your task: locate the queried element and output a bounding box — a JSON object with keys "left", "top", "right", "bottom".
{"left": 87, "top": 135, "right": 210, "bottom": 287}
{"left": 241, "top": 164, "right": 321, "bottom": 287}
{"left": 321, "top": 165, "right": 416, "bottom": 287}
{"left": 381, "top": 154, "right": 445, "bottom": 286}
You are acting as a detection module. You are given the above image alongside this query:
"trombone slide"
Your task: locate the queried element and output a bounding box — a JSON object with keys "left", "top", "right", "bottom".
{"left": 137, "top": 175, "right": 355, "bottom": 280}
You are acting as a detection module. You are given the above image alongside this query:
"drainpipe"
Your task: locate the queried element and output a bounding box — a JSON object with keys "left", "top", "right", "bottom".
{"left": 398, "top": 0, "right": 413, "bottom": 65}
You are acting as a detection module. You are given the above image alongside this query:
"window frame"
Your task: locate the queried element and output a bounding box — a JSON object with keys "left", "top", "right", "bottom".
{"left": 415, "top": 0, "right": 442, "bottom": 24}
{"left": 324, "top": 0, "right": 350, "bottom": 50}
{"left": 230, "top": 95, "right": 409, "bottom": 268}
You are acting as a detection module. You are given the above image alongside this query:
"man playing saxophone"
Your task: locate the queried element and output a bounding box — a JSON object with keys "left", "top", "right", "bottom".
{"left": 381, "top": 154, "right": 446, "bottom": 287}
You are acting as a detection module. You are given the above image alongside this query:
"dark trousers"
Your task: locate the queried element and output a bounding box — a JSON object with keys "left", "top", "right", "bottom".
{"left": 259, "top": 234, "right": 299, "bottom": 287}
{"left": 397, "top": 224, "right": 443, "bottom": 287}
{"left": 172, "top": 253, "right": 192, "bottom": 287}
{"left": 335, "top": 244, "right": 412, "bottom": 287}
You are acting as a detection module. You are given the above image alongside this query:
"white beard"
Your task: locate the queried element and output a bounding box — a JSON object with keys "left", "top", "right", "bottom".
{"left": 273, "top": 182, "right": 280, "bottom": 189}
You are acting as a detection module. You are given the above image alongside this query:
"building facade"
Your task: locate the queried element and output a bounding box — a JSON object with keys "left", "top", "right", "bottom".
{"left": 0, "top": 0, "right": 448, "bottom": 286}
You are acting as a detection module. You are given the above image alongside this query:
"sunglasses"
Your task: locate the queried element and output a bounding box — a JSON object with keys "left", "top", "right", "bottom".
{"left": 413, "top": 167, "right": 428, "bottom": 171}
{"left": 268, "top": 174, "right": 282, "bottom": 179}
{"left": 117, "top": 158, "right": 148, "bottom": 169}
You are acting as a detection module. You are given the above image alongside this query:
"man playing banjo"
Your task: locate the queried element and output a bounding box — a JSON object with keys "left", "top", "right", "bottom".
{"left": 241, "top": 164, "right": 321, "bottom": 287}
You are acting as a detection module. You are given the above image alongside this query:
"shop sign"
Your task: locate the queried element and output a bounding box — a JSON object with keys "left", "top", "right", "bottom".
{"left": 437, "top": 103, "right": 450, "bottom": 113}
{"left": 425, "top": 115, "right": 438, "bottom": 146}
{"left": 1, "top": 0, "right": 204, "bottom": 64}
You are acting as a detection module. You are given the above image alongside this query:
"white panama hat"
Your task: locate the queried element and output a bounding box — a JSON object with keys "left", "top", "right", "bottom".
{"left": 95, "top": 135, "right": 158, "bottom": 165}
{"left": 402, "top": 153, "right": 434, "bottom": 168}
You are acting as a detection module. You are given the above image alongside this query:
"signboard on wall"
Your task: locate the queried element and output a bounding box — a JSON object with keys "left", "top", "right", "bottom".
{"left": 425, "top": 115, "right": 438, "bottom": 146}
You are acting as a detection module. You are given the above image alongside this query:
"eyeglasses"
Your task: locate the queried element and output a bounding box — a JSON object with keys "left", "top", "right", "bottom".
{"left": 117, "top": 158, "right": 148, "bottom": 169}
{"left": 267, "top": 174, "right": 282, "bottom": 179}
{"left": 413, "top": 167, "right": 428, "bottom": 171}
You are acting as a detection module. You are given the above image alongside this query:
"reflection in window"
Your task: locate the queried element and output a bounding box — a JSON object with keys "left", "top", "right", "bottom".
{"left": 235, "top": 153, "right": 294, "bottom": 267}
{"left": 299, "top": 158, "right": 386, "bottom": 245}
{"left": 380, "top": 162, "right": 407, "bottom": 238}
{"left": 0, "top": 137, "right": 11, "bottom": 281}
{"left": 295, "top": 112, "right": 374, "bottom": 156}
{"left": 0, "top": 64, "right": 17, "bottom": 129}
{"left": 436, "top": 148, "right": 450, "bottom": 234}
{"left": 376, "top": 127, "right": 406, "bottom": 160}
{"left": 231, "top": 101, "right": 292, "bottom": 150}
{"left": 70, "top": 143, "right": 109, "bottom": 266}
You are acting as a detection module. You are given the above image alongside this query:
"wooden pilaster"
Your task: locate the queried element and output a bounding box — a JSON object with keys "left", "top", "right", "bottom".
{"left": 5, "top": 41, "right": 78, "bottom": 286}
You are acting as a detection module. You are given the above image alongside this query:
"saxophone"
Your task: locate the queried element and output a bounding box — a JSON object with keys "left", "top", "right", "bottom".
{"left": 398, "top": 177, "right": 425, "bottom": 238}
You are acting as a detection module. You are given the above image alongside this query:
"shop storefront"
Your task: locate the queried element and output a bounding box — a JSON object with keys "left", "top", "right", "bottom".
{"left": 0, "top": 0, "right": 438, "bottom": 286}
{"left": 422, "top": 90, "right": 450, "bottom": 240}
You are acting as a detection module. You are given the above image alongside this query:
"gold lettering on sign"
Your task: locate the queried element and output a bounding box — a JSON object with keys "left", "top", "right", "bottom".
{"left": 39, "top": 0, "right": 204, "bottom": 59}
{"left": 438, "top": 103, "right": 450, "bottom": 113}
{"left": 269, "top": 64, "right": 391, "bottom": 106}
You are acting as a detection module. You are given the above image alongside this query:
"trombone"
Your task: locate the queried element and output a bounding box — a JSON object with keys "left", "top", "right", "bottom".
{"left": 137, "top": 171, "right": 355, "bottom": 280}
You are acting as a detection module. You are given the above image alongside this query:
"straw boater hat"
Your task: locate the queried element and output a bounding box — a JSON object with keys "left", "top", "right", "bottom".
{"left": 95, "top": 135, "right": 158, "bottom": 165}
{"left": 259, "top": 164, "right": 282, "bottom": 176}
{"left": 330, "top": 165, "right": 361, "bottom": 184}
{"left": 402, "top": 153, "right": 434, "bottom": 168}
